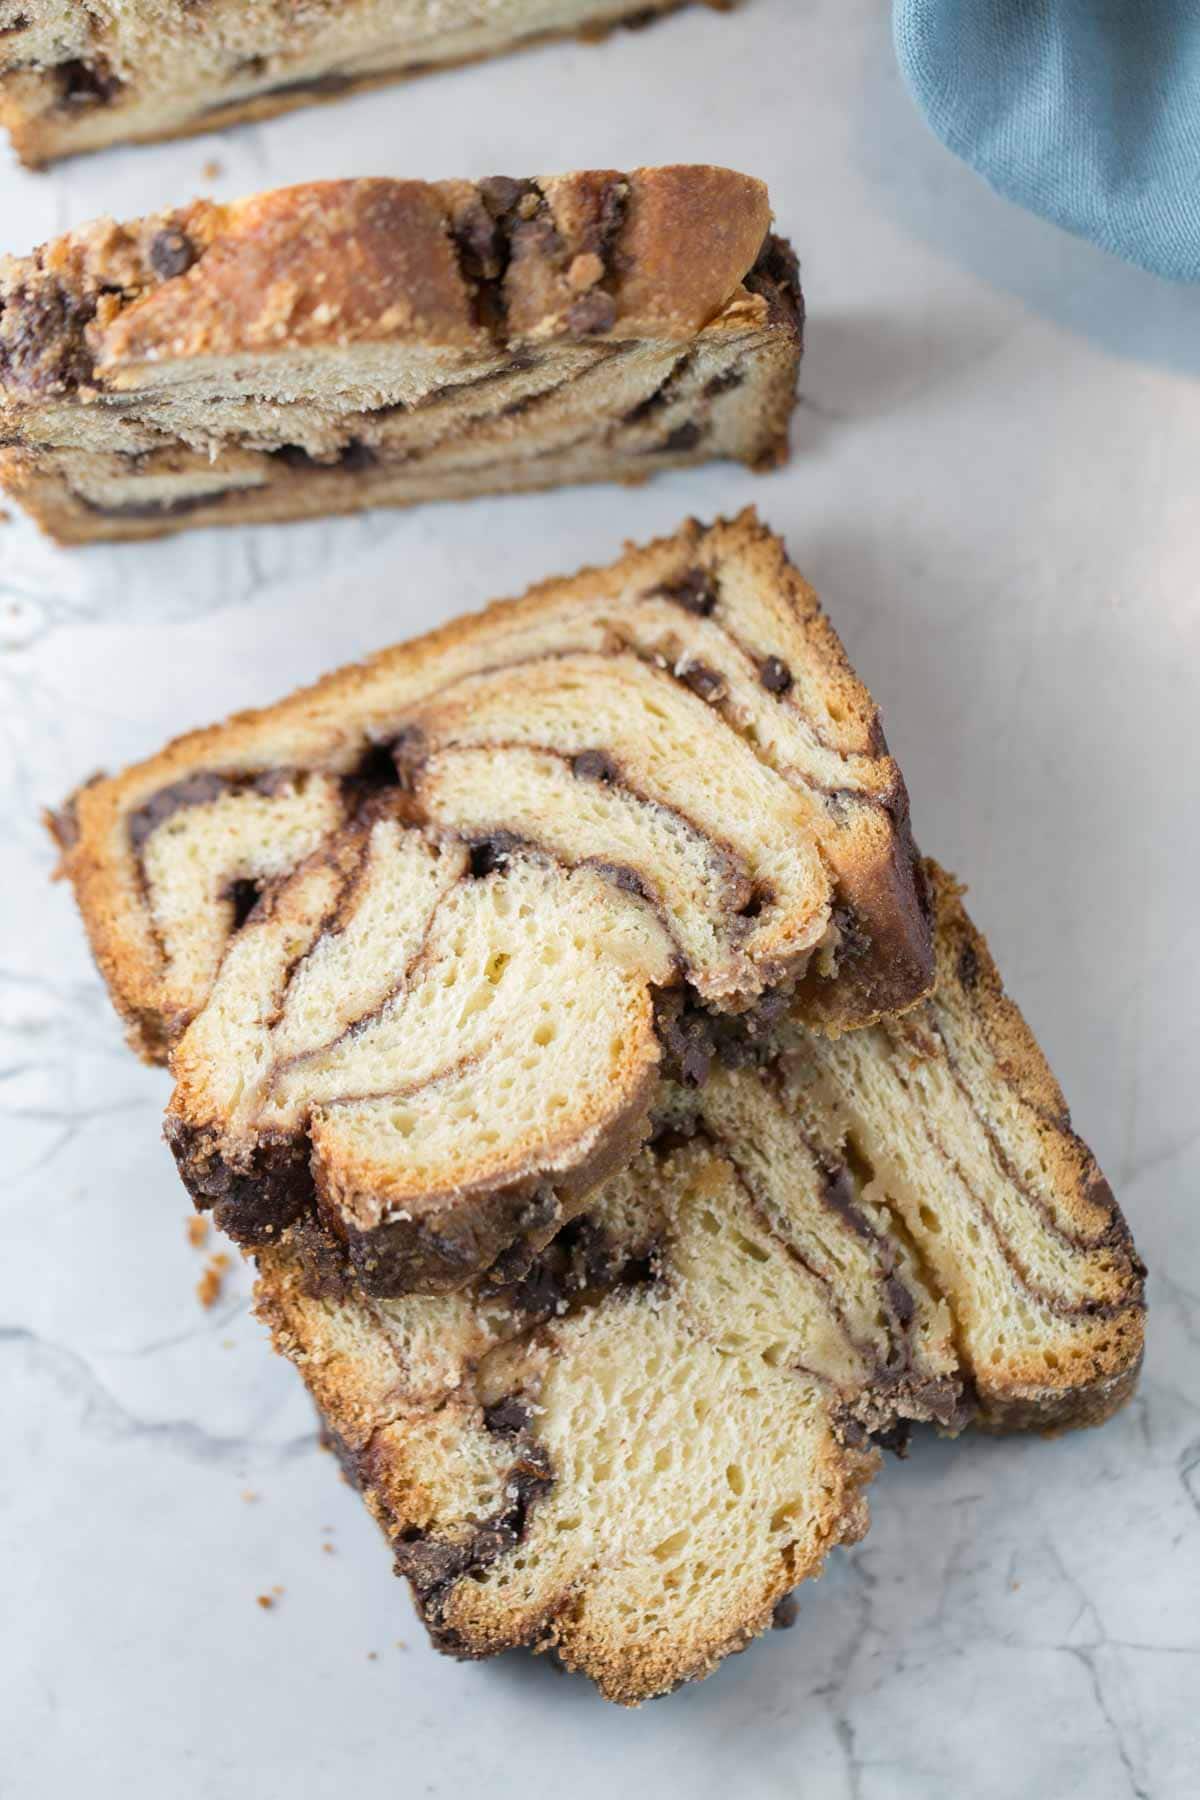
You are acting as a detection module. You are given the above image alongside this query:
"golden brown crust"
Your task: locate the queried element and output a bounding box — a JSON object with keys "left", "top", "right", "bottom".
{"left": 98, "top": 182, "right": 484, "bottom": 370}
{"left": 0, "top": 166, "right": 775, "bottom": 403}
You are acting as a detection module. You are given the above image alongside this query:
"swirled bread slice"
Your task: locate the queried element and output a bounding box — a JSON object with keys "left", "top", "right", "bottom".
{"left": 0, "top": 2, "right": 710, "bottom": 166}
{"left": 50, "top": 511, "right": 932, "bottom": 1292}
{"left": 254, "top": 873, "right": 1143, "bottom": 1704}
{"left": 0, "top": 168, "right": 800, "bottom": 544}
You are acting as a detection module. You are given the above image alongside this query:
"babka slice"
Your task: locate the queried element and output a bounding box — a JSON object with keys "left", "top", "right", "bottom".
{"left": 254, "top": 869, "right": 1143, "bottom": 1705}
{"left": 50, "top": 511, "right": 933, "bottom": 1292}
{"left": 0, "top": 2, "right": 710, "bottom": 166}
{"left": 0, "top": 167, "right": 801, "bottom": 544}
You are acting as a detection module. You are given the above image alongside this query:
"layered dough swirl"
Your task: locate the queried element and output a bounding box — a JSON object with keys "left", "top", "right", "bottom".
{"left": 257, "top": 869, "right": 1144, "bottom": 1705}
{"left": 52, "top": 512, "right": 933, "bottom": 1292}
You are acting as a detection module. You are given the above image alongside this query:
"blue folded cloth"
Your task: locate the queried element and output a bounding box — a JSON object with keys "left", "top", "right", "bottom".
{"left": 894, "top": 0, "right": 1200, "bottom": 281}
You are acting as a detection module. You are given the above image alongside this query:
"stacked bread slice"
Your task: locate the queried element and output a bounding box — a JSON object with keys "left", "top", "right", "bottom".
{"left": 51, "top": 511, "right": 1145, "bottom": 1704}
{"left": 0, "top": 3, "right": 709, "bottom": 165}
{"left": 0, "top": 167, "right": 800, "bottom": 543}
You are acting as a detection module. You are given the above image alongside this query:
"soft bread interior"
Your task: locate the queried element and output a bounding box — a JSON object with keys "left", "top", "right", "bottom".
{"left": 5, "top": 320, "right": 789, "bottom": 540}
{"left": 258, "top": 1122, "right": 905, "bottom": 1705}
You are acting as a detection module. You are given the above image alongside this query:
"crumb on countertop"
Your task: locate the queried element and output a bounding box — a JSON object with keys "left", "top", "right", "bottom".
{"left": 196, "top": 1250, "right": 231, "bottom": 1308}
{"left": 202, "top": 157, "right": 223, "bottom": 180}
{"left": 241, "top": 1490, "right": 259, "bottom": 1504}
{"left": 256, "top": 1594, "right": 274, "bottom": 1610}
{"left": 186, "top": 1215, "right": 209, "bottom": 1249}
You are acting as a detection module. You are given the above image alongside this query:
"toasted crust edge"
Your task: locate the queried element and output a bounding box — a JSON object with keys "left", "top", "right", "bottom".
{"left": 920, "top": 860, "right": 1146, "bottom": 1433}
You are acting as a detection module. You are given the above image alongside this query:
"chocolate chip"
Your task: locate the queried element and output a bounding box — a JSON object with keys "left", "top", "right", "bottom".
{"left": 874, "top": 1420, "right": 912, "bottom": 1459}
{"left": 478, "top": 176, "right": 528, "bottom": 216}
{"left": 656, "top": 568, "right": 718, "bottom": 617}
{"left": 680, "top": 661, "right": 725, "bottom": 702}
{"left": 451, "top": 202, "right": 502, "bottom": 282}
{"left": 566, "top": 290, "right": 617, "bottom": 335}
{"left": 704, "top": 367, "right": 745, "bottom": 398}
{"left": 661, "top": 420, "right": 703, "bottom": 453}
{"left": 468, "top": 832, "right": 524, "bottom": 878}
{"left": 57, "top": 57, "right": 122, "bottom": 108}
{"left": 571, "top": 749, "right": 618, "bottom": 784}
{"left": 885, "top": 1275, "right": 916, "bottom": 1329}
{"left": 656, "top": 999, "right": 715, "bottom": 1088}
{"left": 821, "top": 1165, "right": 874, "bottom": 1240}
{"left": 957, "top": 942, "right": 980, "bottom": 989}
{"left": 226, "top": 879, "right": 261, "bottom": 931}
{"left": 761, "top": 655, "right": 793, "bottom": 695}
{"left": 148, "top": 229, "right": 198, "bottom": 281}
{"left": 483, "top": 1397, "right": 531, "bottom": 1437}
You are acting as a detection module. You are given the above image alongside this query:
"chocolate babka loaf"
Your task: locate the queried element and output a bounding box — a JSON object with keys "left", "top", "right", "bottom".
{"left": 50, "top": 511, "right": 933, "bottom": 1292}
{"left": 0, "top": 1, "right": 714, "bottom": 165}
{"left": 255, "top": 869, "right": 1144, "bottom": 1704}
{"left": 0, "top": 168, "right": 801, "bottom": 544}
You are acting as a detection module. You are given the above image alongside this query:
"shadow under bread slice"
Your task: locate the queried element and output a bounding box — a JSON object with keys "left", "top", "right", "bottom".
{"left": 0, "top": 3, "right": 706, "bottom": 167}
{"left": 50, "top": 510, "right": 933, "bottom": 1294}
{"left": 0, "top": 165, "right": 800, "bottom": 543}
{"left": 254, "top": 867, "right": 1143, "bottom": 1706}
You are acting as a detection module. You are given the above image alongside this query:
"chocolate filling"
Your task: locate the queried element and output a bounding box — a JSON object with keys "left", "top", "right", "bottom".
{"left": 128, "top": 767, "right": 298, "bottom": 851}
{"left": 679, "top": 660, "right": 725, "bottom": 702}
{"left": 653, "top": 567, "right": 719, "bottom": 617}
{"left": 745, "top": 233, "right": 805, "bottom": 346}
{"left": 57, "top": 57, "right": 123, "bottom": 109}
{"left": 395, "top": 1453, "right": 553, "bottom": 1625}
{"left": 0, "top": 277, "right": 97, "bottom": 394}
{"left": 225, "top": 877, "right": 262, "bottom": 931}
{"left": 269, "top": 440, "right": 376, "bottom": 474}
{"left": 571, "top": 748, "right": 619, "bottom": 784}
{"left": 166, "top": 1116, "right": 316, "bottom": 1244}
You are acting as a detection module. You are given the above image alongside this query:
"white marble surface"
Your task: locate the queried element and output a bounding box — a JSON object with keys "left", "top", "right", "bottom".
{"left": 3, "top": 2, "right": 1199, "bottom": 1793}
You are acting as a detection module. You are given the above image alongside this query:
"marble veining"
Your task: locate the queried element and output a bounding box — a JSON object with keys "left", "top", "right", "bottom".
{"left": 2, "top": 1, "right": 1198, "bottom": 1794}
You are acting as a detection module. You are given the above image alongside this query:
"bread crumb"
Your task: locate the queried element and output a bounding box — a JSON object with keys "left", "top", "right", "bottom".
{"left": 394, "top": 1640, "right": 407, "bottom": 1651}
{"left": 271, "top": 1585, "right": 284, "bottom": 1597}
{"left": 241, "top": 1490, "right": 259, "bottom": 1504}
{"left": 202, "top": 158, "right": 223, "bottom": 180}
{"left": 322, "top": 1542, "right": 336, "bottom": 1554}
{"left": 186, "top": 1215, "right": 209, "bottom": 1249}
{"left": 256, "top": 1594, "right": 274, "bottom": 1610}
{"left": 367, "top": 1651, "right": 378, "bottom": 1661}
{"left": 196, "top": 1250, "right": 231, "bottom": 1308}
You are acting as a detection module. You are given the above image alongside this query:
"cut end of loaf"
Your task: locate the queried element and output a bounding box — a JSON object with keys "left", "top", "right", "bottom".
{"left": 252, "top": 863, "right": 1144, "bottom": 1701}
{"left": 0, "top": 166, "right": 799, "bottom": 542}
{"left": 51, "top": 510, "right": 933, "bottom": 1292}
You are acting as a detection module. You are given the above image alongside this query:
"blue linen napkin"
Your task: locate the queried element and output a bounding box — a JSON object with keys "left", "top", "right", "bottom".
{"left": 893, "top": 0, "right": 1200, "bottom": 281}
